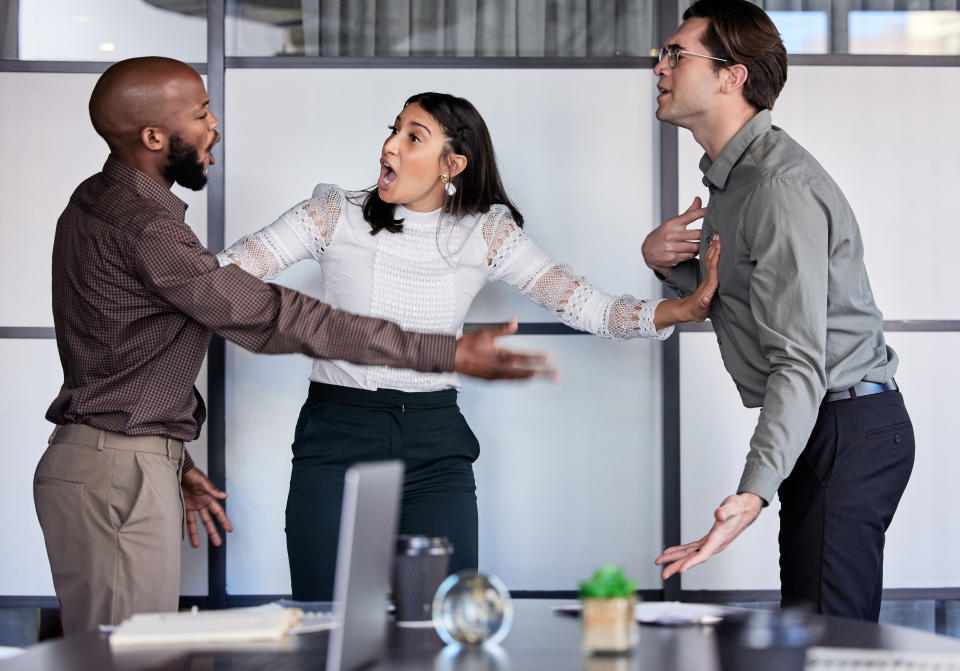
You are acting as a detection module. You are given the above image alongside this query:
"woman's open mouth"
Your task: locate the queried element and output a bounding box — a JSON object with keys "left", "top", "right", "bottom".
{"left": 378, "top": 160, "right": 396, "bottom": 189}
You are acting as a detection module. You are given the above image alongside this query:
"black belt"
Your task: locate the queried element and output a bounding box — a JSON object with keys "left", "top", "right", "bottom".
{"left": 824, "top": 378, "right": 897, "bottom": 403}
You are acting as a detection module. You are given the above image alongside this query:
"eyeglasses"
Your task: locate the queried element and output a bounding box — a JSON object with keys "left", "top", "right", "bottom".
{"left": 658, "top": 45, "right": 731, "bottom": 68}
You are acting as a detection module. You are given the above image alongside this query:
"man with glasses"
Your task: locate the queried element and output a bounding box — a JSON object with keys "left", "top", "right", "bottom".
{"left": 642, "top": 0, "right": 913, "bottom": 621}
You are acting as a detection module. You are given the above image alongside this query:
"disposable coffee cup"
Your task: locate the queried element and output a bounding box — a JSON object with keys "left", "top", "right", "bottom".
{"left": 392, "top": 535, "right": 453, "bottom": 623}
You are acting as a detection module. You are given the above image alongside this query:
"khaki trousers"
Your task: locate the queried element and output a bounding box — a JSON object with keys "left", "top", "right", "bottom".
{"left": 33, "top": 424, "right": 185, "bottom": 635}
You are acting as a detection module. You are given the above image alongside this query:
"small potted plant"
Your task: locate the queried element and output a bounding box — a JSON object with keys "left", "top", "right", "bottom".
{"left": 579, "top": 564, "right": 639, "bottom": 654}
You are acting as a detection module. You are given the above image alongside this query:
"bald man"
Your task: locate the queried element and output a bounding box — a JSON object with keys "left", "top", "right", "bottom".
{"left": 36, "top": 57, "right": 550, "bottom": 634}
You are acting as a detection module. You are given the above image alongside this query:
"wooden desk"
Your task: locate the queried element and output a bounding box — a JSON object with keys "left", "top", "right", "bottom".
{"left": 2, "top": 600, "right": 959, "bottom": 670}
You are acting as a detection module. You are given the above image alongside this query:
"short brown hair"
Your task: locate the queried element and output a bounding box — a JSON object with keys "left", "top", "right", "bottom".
{"left": 682, "top": 0, "right": 788, "bottom": 110}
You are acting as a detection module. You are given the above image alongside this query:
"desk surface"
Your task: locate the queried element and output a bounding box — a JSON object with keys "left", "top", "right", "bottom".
{"left": 3, "top": 600, "right": 960, "bottom": 671}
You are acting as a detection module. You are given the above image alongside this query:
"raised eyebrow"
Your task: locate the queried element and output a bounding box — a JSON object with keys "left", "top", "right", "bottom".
{"left": 410, "top": 121, "right": 432, "bottom": 135}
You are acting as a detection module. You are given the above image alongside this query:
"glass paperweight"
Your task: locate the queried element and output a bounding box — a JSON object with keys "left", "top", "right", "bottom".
{"left": 432, "top": 570, "right": 513, "bottom": 646}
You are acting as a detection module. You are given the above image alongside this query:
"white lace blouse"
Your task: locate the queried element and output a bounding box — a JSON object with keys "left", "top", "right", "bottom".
{"left": 218, "top": 184, "right": 672, "bottom": 392}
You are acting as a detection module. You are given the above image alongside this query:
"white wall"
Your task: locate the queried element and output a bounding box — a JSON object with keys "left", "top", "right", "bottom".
{"left": 676, "top": 66, "right": 960, "bottom": 590}
{"left": 221, "top": 68, "right": 666, "bottom": 593}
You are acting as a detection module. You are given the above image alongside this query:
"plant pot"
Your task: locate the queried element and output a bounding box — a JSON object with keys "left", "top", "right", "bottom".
{"left": 581, "top": 597, "right": 638, "bottom": 655}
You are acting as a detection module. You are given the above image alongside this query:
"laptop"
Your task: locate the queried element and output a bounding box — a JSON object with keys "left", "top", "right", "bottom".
{"left": 326, "top": 460, "right": 404, "bottom": 671}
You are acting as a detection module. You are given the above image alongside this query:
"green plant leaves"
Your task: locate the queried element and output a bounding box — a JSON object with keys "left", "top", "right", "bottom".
{"left": 578, "top": 563, "right": 638, "bottom": 599}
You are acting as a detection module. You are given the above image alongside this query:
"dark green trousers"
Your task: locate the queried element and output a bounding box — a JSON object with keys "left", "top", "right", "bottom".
{"left": 286, "top": 382, "right": 480, "bottom": 601}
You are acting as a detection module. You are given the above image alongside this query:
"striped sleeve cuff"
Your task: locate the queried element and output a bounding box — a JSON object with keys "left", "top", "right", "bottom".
{"left": 418, "top": 333, "right": 457, "bottom": 373}
{"left": 182, "top": 449, "right": 195, "bottom": 475}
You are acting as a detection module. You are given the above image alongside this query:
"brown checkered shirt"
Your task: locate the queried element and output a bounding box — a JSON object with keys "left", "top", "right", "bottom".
{"left": 47, "top": 156, "right": 456, "bottom": 465}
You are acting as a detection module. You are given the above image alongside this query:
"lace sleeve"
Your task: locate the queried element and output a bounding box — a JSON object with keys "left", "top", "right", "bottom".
{"left": 216, "top": 184, "right": 345, "bottom": 280}
{"left": 482, "top": 207, "right": 672, "bottom": 340}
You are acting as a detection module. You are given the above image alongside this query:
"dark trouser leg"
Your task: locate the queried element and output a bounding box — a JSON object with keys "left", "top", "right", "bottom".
{"left": 398, "top": 402, "right": 480, "bottom": 574}
{"left": 778, "top": 391, "right": 914, "bottom": 621}
{"left": 285, "top": 392, "right": 396, "bottom": 601}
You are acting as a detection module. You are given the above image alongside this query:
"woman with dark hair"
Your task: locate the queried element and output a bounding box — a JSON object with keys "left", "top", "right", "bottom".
{"left": 219, "top": 92, "right": 720, "bottom": 601}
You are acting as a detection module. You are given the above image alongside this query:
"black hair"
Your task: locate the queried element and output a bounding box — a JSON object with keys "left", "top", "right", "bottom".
{"left": 358, "top": 92, "right": 524, "bottom": 234}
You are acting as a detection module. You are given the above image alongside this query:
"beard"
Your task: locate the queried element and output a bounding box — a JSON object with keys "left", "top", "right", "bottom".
{"left": 161, "top": 134, "right": 208, "bottom": 191}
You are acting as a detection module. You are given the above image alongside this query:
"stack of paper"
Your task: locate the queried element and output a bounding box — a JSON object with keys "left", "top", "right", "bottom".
{"left": 109, "top": 604, "right": 302, "bottom": 647}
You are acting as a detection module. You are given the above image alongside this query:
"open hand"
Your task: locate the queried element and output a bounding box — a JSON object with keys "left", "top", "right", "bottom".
{"left": 642, "top": 197, "right": 705, "bottom": 276}
{"left": 686, "top": 234, "right": 720, "bottom": 322}
{"left": 181, "top": 467, "right": 233, "bottom": 548}
{"left": 454, "top": 319, "right": 558, "bottom": 381}
{"left": 655, "top": 492, "right": 763, "bottom": 579}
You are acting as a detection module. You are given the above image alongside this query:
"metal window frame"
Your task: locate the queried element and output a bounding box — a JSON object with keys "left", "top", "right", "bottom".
{"left": 2, "top": 0, "right": 960, "bottom": 611}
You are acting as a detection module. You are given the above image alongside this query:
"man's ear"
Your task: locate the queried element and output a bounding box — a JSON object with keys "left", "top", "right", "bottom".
{"left": 447, "top": 153, "right": 468, "bottom": 179}
{"left": 721, "top": 64, "right": 749, "bottom": 94}
{"left": 140, "top": 126, "right": 166, "bottom": 152}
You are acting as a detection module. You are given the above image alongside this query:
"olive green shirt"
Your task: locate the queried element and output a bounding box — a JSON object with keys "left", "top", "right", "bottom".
{"left": 664, "top": 110, "right": 898, "bottom": 503}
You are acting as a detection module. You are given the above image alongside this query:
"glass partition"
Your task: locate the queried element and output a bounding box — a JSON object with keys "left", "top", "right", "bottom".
{"left": 2, "top": 0, "right": 208, "bottom": 61}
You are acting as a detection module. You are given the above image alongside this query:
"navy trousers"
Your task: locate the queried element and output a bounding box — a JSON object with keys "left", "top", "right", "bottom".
{"left": 778, "top": 390, "right": 914, "bottom": 621}
{"left": 285, "top": 382, "right": 480, "bottom": 601}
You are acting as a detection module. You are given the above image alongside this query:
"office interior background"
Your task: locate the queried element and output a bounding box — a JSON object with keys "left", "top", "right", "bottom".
{"left": 1, "top": 0, "right": 958, "bottom": 644}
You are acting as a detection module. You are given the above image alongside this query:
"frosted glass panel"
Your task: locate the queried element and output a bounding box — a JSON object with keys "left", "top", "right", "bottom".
{"left": 881, "top": 332, "right": 960, "bottom": 589}
{"left": 680, "top": 330, "right": 960, "bottom": 591}
{"left": 223, "top": 345, "right": 310, "bottom": 595}
{"left": 0, "top": 72, "right": 208, "bottom": 327}
{"left": 179, "top": 357, "right": 209, "bottom": 596}
{"left": 14, "top": 0, "right": 206, "bottom": 62}
{"left": 678, "top": 332, "right": 779, "bottom": 591}
{"left": 678, "top": 66, "right": 960, "bottom": 321}
{"left": 0, "top": 338, "right": 210, "bottom": 595}
{"left": 223, "top": 334, "right": 664, "bottom": 594}
{"left": 224, "top": 68, "right": 659, "bottom": 325}
{"left": 463, "top": 335, "right": 663, "bottom": 590}
{"left": 0, "top": 339, "right": 63, "bottom": 595}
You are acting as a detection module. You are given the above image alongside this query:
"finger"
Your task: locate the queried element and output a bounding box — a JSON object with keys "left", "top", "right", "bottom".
{"left": 198, "top": 507, "right": 223, "bottom": 547}
{"left": 655, "top": 545, "right": 700, "bottom": 565}
{"left": 493, "top": 350, "right": 559, "bottom": 379}
{"left": 491, "top": 364, "right": 554, "bottom": 380}
{"left": 186, "top": 513, "right": 200, "bottom": 549}
{"left": 660, "top": 558, "right": 686, "bottom": 580}
{"left": 489, "top": 318, "right": 519, "bottom": 338}
{"left": 206, "top": 499, "right": 234, "bottom": 533}
{"left": 668, "top": 241, "right": 702, "bottom": 255}
{"left": 200, "top": 481, "right": 227, "bottom": 499}
{"left": 684, "top": 196, "right": 703, "bottom": 213}
{"left": 674, "top": 207, "right": 706, "bottom": 228}
{"left": 655, "top": 539, "right": 704, "bottom": 562}
{"left": 678, "top": 550, "right": 712, "bottom": 574}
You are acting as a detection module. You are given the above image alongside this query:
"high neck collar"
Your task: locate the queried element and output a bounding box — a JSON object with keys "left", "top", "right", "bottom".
{"left": 395, "top": 204, "right": 444, "bottom": 226}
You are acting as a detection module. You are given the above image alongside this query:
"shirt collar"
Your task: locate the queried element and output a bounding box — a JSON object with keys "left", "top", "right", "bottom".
{"left": 102, "top": 155, "right": 188, "bottom": 219}
{"left": 699, "top": 109, "right": 772, "bottom": 190}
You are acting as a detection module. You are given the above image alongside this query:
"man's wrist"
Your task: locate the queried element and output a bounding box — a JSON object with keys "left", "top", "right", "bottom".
{"left": 738, "top": 491, "right": 766, "bottom": 512}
